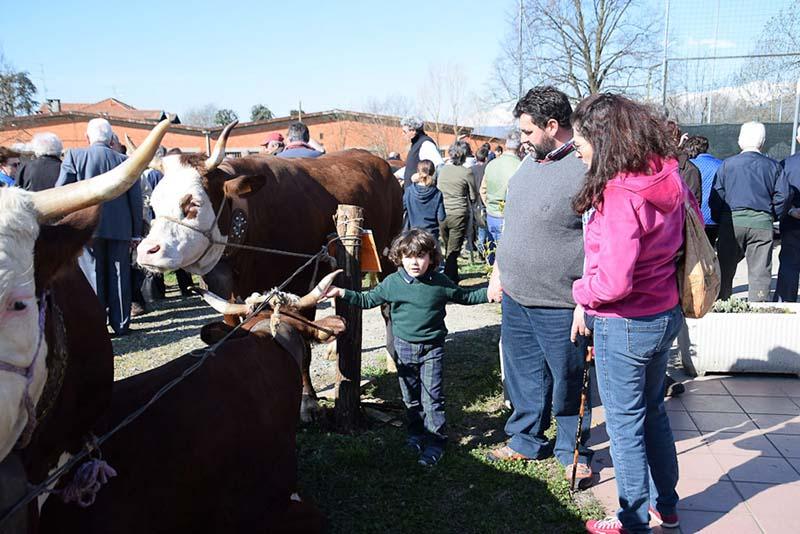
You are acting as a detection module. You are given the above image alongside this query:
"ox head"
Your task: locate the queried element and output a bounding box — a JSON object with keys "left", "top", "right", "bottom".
{"left": 137, "top": 121, "right": 264, "bottom": 275}
{"left": 0, "top": 119, "right": 170, "bottom": 462}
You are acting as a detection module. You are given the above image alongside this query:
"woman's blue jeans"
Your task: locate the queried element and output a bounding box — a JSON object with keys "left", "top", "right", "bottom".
{"left": 592, "top": 305, "right": 683, "bottom": 533}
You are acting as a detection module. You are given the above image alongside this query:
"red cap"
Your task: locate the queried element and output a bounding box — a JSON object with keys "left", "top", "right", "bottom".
{"left": 260, "top": 132, "right": 284, "bottom": 145}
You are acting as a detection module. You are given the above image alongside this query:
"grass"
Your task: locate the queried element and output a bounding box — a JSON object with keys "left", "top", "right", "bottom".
{"left": 297, "top": 317, "right": 604, "bottom": 533}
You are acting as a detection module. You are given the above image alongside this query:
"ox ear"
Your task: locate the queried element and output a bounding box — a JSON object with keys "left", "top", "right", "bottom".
{"left": 34, "top": 206, "right": 100, "bottom": 290}
{"left": 200, "top": 321, "right": 249, "bottom": 345}
{"left": 223, "top": 175, "right": 266, "bottom": 198}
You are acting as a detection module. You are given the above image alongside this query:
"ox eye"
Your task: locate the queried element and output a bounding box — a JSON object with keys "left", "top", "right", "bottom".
{"left": 8, "top": 301, "right": 26, "bottom": 312}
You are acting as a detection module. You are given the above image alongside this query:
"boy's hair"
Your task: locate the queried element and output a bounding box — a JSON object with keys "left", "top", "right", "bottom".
{"left": 388, "top": 228, "right": 443, "bottom": 267}
{"left": 416, "top": 159, "right": 435, "bottom": 186}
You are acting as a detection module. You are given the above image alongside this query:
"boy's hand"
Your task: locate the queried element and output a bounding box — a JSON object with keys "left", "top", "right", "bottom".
{"left": 570, "top": 304, "right": 592, "bottom": 343}
{"left": 320, "top": 286, "right": 345, "bottom": 301}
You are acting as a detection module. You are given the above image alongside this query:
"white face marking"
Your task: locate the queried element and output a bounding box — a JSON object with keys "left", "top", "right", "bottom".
{"left": 137, "top": 156, "right": 226, "bottom": 275}
{"left": 0, "top": 188, "right": 48, "bottom": 462}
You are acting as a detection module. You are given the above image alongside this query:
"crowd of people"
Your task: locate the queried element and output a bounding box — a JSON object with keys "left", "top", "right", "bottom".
{"left": 386, "top": 87, "right": 799, "bottom": 534}
{"left": 3, "top": 90, "right": 799, "bottom": 533}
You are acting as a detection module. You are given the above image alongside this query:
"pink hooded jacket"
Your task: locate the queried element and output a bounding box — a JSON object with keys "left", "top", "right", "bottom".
{"left": 572, "top": 157, "right": 701, "bottom": 318}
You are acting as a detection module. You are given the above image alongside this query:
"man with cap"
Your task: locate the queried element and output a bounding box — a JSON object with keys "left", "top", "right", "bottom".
{"left": 261, "top": 132, "right": 284, "bottom": 155}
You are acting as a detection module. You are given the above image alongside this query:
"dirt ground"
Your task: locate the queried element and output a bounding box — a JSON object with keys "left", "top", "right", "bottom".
{"left": 112, "top": 271, "right": 501, "bottom": 388}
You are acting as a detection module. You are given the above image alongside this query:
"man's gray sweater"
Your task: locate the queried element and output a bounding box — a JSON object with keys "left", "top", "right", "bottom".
{"left": 496, "top": 152, "right": 585, "bottom": 308}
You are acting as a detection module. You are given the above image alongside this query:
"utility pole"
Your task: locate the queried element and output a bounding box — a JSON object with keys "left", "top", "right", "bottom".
{"left": 518, "top": 0, "right": 524, "bottom": 100}
{"left": 707, "top": 0, "right": 721, "bottom": 123}
{"left": 298, "top": 100, "right": 302, "bottom": 122}
{"left": 660, "top": 0, "right": 671, "bottom": 108}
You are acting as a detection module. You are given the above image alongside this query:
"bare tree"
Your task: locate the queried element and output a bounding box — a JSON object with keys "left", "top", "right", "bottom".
{"left": 359, "top": 95, "right": 415, "bottom": 157}
{"left": 492, "top": 0, "right": 660, "bottom": 102}
{"left": 182, "top": 103, "right": 219, "bottom": 127}
{"left": 417, "top": 62, "right": 469, "bottom": 142}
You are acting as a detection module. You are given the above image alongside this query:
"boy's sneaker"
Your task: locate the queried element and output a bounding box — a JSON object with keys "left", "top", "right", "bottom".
{"left": 405, "top": 436, "right": 425, "bottom": 455}
{"left": 648, "top": 506, "right": 680, "bottom": 528}
{"left": 418, "top": 446, "right": 444, "bottom": 467}
{"left": 585, "top": 517, "right": 629, "bottom": 534}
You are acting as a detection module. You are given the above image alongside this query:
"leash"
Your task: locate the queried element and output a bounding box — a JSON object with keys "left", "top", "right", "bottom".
{"left": 0, "top": 248, "right": 329, "bottom": 528}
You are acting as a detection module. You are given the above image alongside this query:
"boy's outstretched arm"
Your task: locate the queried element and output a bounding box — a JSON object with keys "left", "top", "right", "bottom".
{"left": 324, "top": 282, "right": 390, "bottom": 309}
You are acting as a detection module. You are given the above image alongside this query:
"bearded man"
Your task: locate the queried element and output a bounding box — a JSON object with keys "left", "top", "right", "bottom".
{"left": 485, "top": 86, "right": 593, "bottom": 488}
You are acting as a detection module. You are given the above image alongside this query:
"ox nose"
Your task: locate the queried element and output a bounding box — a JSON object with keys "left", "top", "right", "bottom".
{"left": 146, "top": 244, "right": 161, "bottom": 255}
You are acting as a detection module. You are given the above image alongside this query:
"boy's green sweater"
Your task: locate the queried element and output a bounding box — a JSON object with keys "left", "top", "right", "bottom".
{"left": 341, "top": 268, "right": 488, "bottom": 344}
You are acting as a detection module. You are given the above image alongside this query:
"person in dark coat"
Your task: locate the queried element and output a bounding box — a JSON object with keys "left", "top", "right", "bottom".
{"left": 666, "top": 120, "right": 702, "bottom": 201}
{"left": 56, "top": 118, "right": 143, "bottom": 335}
{"left": 775, "top": 126, "right": 800, "bottom": 302}
{"left": 15, "top": 133, "right": 63, "bottom": 191}
{"left": 397, "top": 116, "right": 444, "bottom": 188}
{"left": 403, "top": 159, "right": 446, "bottom": 240}
{"left": 437, "top": 141, "right": 477, "bottom": 282}
{"left": 710, "top": 121, "right": 789, "bottom": 301}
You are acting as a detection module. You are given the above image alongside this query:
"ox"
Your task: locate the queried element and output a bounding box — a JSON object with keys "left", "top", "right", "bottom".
{"left": 137, "top": 123, "right": 404, "bottom": 420}
{"left": 0, "top": 120, "right": 171, "bottom": 531}
{"left": 38, "top": 276, "right": 344, "bottom": 533}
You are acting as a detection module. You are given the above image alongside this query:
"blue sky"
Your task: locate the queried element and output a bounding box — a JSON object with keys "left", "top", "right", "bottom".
{"left": 2, "top": 0, "right": 793, "bottom": 122}
{"left": 4, "top": 0, "right": 510, "bottom": 120}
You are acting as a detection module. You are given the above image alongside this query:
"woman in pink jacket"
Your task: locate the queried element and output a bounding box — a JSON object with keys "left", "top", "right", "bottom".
{"left": 569, "top": 94, "right": 698, "bottom": 534}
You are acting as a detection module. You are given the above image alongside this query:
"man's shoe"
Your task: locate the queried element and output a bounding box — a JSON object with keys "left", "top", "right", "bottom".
{"left": 664, "top": 375, "right": 685, "bottom": 397}
{"left": 405, "top": 436, "right": 424, "bottom": 455}
{"left": 418, "top": 446, "right": 444, "bottom": 467}
{"left": 648, "top": 506, "right": 680, "bottom": 528}
{"left": 485, "top": 445, "right": 531, "bottom": 462}
{"left": 565, "top": 462, "right": 593, "bottom": 489}
{"left": 130, "top": 302, "right": 147, "bottom": 317}
{"left": 585, "top": 517, "right": 629, "bottom": 534}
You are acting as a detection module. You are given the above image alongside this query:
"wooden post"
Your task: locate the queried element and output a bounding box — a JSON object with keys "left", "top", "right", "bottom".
{"left": 334, "top": 204, "right": 364, "bottom": 431}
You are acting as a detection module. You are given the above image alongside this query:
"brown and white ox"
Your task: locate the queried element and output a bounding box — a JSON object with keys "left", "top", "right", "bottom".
{"left": 136, "top": 122, "right": 404, "bottom": 421}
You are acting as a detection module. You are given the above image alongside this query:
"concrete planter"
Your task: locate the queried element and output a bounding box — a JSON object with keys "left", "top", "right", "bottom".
{"left": 678, "top": 302, "right": 800, "bottom": 377}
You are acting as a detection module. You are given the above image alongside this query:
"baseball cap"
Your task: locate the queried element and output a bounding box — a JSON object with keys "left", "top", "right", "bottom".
{"left": 260, "top": 132, "right": 284, "bottom": 145}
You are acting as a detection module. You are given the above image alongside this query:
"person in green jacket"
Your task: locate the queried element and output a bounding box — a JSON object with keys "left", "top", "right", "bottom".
{"left": 322, "top": 228, "right": 491, "bottom": 466}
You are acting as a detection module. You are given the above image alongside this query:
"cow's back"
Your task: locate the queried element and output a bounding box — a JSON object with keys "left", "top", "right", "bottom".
{"left": 221, "top": 150, "right": 403, "bottom": 299}
{"left": 39, "top": 333, "right": 313, "bottom": 533}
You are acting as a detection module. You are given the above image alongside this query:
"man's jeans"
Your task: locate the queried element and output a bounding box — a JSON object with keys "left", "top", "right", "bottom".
{"left": 593, "top": 305, "right": 683, "bottom": 533}
{"left": 717, "top": 221, "right": 773, "bottom": 301}
{"left": 501, "top": 293, "right": 592, "bottom": 465}
{"left": 775, "top": 228, "right": 800, "bottom": 302}
{"left": 394, "top": 338, "right": 447, "bottom": 447}
{"left": 485, "top": 214, "right": 503, "bottom": 266}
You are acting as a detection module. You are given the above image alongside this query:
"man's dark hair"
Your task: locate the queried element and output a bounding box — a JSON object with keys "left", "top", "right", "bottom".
{"left": 388, "top": 228, "right": 443, "bottom": 267}
{"left": 0, "top": 147, "right": 20, "bottom": 165}
{"left": 682, "top": 135, "right": 709, "bottom": 159}
{"left": 448, "top": 140, "right": 469, "bottom": 166}
{"left": 513, "top": 85, "right": 573, "bottom": 128}
{"left": 287, "top": 121, "right": 310, "bottom": 143}
{"left": 495, "top": 145, "right": 504, "bottom": 154}
{"left": 166, "top": 147, "right": 183, "bottom": 155}
{"left": 476, "top": 146, "right": 490, "bottom": 163}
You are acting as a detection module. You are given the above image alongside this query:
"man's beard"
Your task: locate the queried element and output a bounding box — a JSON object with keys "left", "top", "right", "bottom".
{"left": 524, "top": 135, "right": 558, "bottom": 160}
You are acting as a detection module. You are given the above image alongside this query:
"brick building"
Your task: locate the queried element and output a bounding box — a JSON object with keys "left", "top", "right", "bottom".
{"left": 0, "top": 98, "right": 498, "bottom": 158}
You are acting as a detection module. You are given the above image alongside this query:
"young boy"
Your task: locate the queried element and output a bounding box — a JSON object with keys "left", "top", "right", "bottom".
{"left": 324, "top": 228, "right": 490, "bottom": 466}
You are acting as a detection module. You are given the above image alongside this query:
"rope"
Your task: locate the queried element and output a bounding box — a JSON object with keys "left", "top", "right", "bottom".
{"left": 0, "top": 248, "right": 329, "bottom": 528}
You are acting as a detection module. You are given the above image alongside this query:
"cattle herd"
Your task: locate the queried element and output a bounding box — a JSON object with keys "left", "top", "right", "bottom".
{"left": 0, "top": 119, "right": 404, "bottom": 533}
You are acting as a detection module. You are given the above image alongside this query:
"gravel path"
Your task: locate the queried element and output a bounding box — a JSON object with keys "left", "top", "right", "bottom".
{"left": 113, "top": 273, "right": 501, "bottom": 388}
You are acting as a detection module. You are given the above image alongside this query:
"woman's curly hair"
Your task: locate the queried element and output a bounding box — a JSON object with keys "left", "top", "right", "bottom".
{"left": 571, "top": 93, "right": 678, "bottom": 213}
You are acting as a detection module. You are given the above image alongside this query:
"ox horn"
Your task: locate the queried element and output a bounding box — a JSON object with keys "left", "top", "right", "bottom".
{"left": 205, "top": 120, "right": 238, "bottom": 171}
{"left": 295, "top": 270, "right": 343, "bottom": 310}
{"left": 124, "top": 133, "right": 137, "bottom": 153}
{"left": 194, "top": 287, "right": 250, "bottom": 316}
{"left": 32, "top": 118, "right": 171, "bottom": 222}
